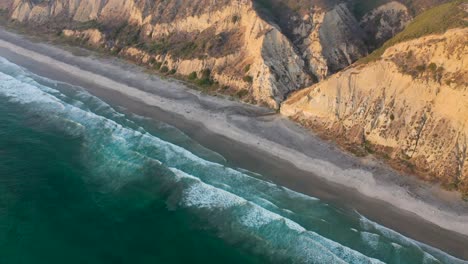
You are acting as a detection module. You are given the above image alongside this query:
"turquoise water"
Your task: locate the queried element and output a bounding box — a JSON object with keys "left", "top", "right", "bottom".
{"left": 0, "top": 56, "right": 464, "bottom": 264}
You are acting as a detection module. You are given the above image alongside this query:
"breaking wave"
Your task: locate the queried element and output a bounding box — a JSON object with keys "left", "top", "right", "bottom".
{"left": 0, "top": 57, "right": 465, "bottom": 264}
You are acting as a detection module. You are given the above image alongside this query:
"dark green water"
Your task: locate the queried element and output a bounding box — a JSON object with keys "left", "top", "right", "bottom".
{"left": 0, "top": 82, "right": 262, "bottom": 264}
{"left": 0, "top": 56, "right": 465, "bottom": 264}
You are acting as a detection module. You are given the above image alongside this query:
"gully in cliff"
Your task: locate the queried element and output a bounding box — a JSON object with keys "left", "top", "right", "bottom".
{"left": 0, "top": 0, "right": 467, "bottom": 263}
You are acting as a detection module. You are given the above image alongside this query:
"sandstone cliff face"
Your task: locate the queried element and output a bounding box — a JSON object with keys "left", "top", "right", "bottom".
{"left": 291, "top": 3, "right": 369, "bottom": 81}
{"left": 2, "top": 0, "right": 465, "bottom": 194}
{"left": 4, "top": 0, "right": 312, "bottom": 108}
{"left": 282, "top": 28, "right": 468, "bottom": 194}
{"left": 2, "top": 0, "right": 420, "bottom": 108}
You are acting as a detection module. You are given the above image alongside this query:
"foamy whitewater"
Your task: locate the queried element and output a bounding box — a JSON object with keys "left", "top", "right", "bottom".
{"left": 0, "top": 56, "right": 465, "bottom": 263}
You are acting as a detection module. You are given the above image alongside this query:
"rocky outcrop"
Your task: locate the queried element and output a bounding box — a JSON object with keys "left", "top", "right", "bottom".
{"left": 3, "top": 0, "right": 466, "bottom": 195}
{"left": 291, "top": 4, "right": 368, "bottom": 81}
{"left": 4, "top": 0, "right": 313, "bottom": 108}
{"left": 360, "top": 1, "right": 412, "bottom": 49}
{"left": 282, "top": 28, "right": 468, "bottom": 194}
{"left": 2, "top": 0, "right": 424, "bottom": 108}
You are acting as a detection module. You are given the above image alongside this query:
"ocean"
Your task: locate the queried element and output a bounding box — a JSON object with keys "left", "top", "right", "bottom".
{"left": 0, "top": 56, "right": 464, "bottom": 264}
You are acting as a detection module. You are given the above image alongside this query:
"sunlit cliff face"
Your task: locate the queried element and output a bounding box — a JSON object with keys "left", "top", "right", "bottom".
{"left": 2, "top": 0, "right": 419, "bottom": 108}
{"left": 3, "top": 0, "right": 465, "bottom": 195}
{"left": 282, "top": 27, "right": 468, "bottom": 194}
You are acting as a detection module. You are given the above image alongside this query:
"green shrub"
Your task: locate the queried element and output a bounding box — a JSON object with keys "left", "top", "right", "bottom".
{"left": 154, "top": 62, "right": 162, "bottom": 70}
{"left": 363, "top": 140, "right": 374, "bottom": 154}
{"left": 243, "top": 75, "right": 253, "bottom": 83}
{"left": 196, "top": 78, "right": 213, "bottom": 86}
{"left": 416, "top": 64, "right": 426, "bottom": 72}
{"left": 428, "top": 63, "right": 437, "bottom": 72}
{"left": 232, "top": 15, "right": 240, "bottom": 23}
{"left": 169, "top": 69, "right": 177, "bottom": 75}
{"left": 173, "top": 42, "right": 198, "bottom": 58}
{"left": 145, "top": 39, "right": 170, "bottom": 54}
{"left": 236, "top": 89, "right": 249, "bottom": 98}
{"left": 108, "top": 22, "right": 141, "bottom": 47}
{"left": 201, "top": 69, "right": 211, "bottom": 79}
{"left": 188, "top": 71, "right": 197, "bottom": 80}
{"left": 193, "top": 69, "right": 213, "bottom": 86}
{"left": 75, "top": 20, "right": 104, "bottom": 31}
{"left": 406, "top": 51, "right": 413, "bottom": 59}
{"left": 111, "top": 47, "right": 122, "bottom": 55}
{"left": 160, "top": 66, "right": 169, "bottom": 73}
{"left": 243, "top": 64, "right": 251, "bottom": 73}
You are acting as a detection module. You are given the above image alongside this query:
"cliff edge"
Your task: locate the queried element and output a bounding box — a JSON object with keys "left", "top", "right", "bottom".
{"left": 282, "top": 1, "right": 468, "bottom": 195}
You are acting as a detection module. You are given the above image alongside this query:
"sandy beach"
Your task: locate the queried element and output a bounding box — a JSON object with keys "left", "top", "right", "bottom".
{"left": 0, "top": 27, "right": 467, "bottom": 260}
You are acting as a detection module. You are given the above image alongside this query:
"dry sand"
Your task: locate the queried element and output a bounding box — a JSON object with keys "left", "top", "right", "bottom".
{"left": 0, "top": 27, "right": 467, "bottom": 259}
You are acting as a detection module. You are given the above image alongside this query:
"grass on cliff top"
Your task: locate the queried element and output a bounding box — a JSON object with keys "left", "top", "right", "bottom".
{"left": 359, "top": 0, "right": 468, "bottom": 64}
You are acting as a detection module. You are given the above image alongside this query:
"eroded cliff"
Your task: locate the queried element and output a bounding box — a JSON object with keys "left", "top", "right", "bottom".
{"left": 2, "top": 0, "right": 466, "bottom": 196}
{"left": 282, "top": 27, "right": 468, "bottom": 194}
{"left": 1, "top": 0, "right": 425, "bottom": 108}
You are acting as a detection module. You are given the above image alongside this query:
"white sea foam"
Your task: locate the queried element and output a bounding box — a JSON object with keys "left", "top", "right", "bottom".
{"left": 361, "top": 231, "right": 381, "bottom": 250}
{"left": 0, "top": 57, "right": 463, "bottom": 263}
{"left": 182, "top": 181, "right": 246, "bottom": 210}
{"left": 0, "top": 62, "right": 312, "bottom": 213}
{"left": 2, "top": 38, "right": 468, "bottom": 244}
{"left": 391, "top": 242, "right": 402, "bottom": 250}
{"left": 360, "top": 215, "right": 468, "bottom": 264}
{"left": 169, "top": 168, "right": 385, "bottom": 263}
{"left": 0, "top": 72, "right": 64, "bottom": 109}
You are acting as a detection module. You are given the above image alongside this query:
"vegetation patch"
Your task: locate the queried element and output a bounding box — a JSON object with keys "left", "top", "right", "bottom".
{"left": 359, "top": 0, "right": 468, "bottom": 64}
{"left": 73, "top": 20, "right": 104, "bottom": 31}
{"left": 160, "top": 66, "right": 169, "bottom": 73}
{"left": 231, "top": 15, "right": 240, "bottom": 23}
{"left": 177, "top": 41, "right": 198, "bottom": 58}
{"left": 186, "top": 69, "right": 214, "bottom": 87}
{"left": 106, "top": 22, "right": 142, "bottom": 47}
{"left": 396, "top": 56, "right": 447, "bottom": 81}
{"left": 363, "top": 139, "right": 375, "bottom": 154}
{"left": 243, "top": 75, "right": 253, "bottom": 83}
{"left": 235, "top": 89, "right": 249, "bottom": 98}
{"left": 188, "top": 71, "right": 197, "bottom": 80}
{"left": 141, "top": 39, "right": 170, "bottom": 54}
{"left": 153, "top": 62, "right": 163, "bottom": 70}
{"left": 138, "top": 29, "right": 242, "bottom": 60}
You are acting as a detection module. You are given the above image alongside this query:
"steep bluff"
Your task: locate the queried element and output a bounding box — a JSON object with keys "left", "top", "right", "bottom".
{"left": 1, "top": 0, "right": 425, "bottom": 108}
{"left": 2, "top": 0, "right": 466, "bottom": 196}
{"left": 282, "top": 27, "right": 468, "bottom": 194}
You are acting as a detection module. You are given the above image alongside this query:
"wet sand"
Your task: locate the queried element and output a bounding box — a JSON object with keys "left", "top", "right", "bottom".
{"left": 0, "top": 27, "right": 467, "bottom": 260}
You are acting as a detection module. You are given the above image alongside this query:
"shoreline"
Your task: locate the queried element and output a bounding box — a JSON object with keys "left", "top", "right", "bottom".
{"left": 1, "top": 27, "right": 468, "bottom": 260}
